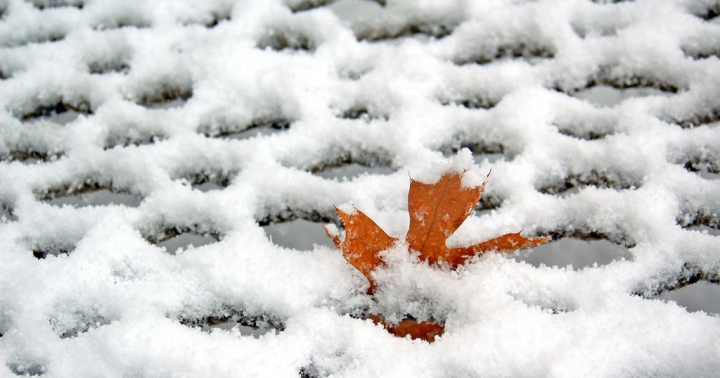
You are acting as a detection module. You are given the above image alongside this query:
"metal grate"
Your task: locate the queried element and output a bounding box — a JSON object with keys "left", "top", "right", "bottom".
{"left": 1, "top": 0, "right": 719, "bottom": 376}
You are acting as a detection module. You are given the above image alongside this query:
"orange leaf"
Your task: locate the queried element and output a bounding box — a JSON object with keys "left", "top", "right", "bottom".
{"left": 328, "top": 168, "right": 550, "bottom": 291}
{"left": 448, "top": 232, "right": 551, "bottom": 266}
{"left": 406, "top": 172, "right": 484, "bottom": 265}
{"left": 332, "top": 206, "right": 398, "bottom": 292}
{"left": 368, "top": 315, "right": 444, "bottom": 342}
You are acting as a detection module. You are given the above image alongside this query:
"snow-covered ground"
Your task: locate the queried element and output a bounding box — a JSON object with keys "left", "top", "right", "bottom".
{"left": 2, "top": 0, "right": 720, "bottom": 376}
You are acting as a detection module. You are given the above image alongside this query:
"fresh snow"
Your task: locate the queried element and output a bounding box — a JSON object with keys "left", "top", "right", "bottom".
{"left": 2, "top": 0, "right": 720, "bottom": 376}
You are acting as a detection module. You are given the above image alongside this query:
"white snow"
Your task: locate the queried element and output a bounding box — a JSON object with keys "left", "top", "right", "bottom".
{"left": 1, "top": 0, "right": 720, "bottom": 376}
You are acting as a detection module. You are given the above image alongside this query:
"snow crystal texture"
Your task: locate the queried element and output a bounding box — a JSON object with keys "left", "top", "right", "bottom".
{"left": 1, "top": 0, "right": 720, "bottom": 376}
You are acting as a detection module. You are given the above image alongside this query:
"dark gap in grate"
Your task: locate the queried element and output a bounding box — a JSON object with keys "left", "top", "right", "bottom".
{"left": 1, "top": 149, "right": 64, "bottom": 164}
{"left": 32, "top": 247, "right": 72, "bottom": 260}
{"left": 203, "top": 12, "right": 232, "bottom": 28}
{"left": 540, "top": 228, "right": 636, "bottom": 249}
{"left": 571, "top": 23, "right": 619, "bottom": 39}
{"left": 210, "top": 118, "right": 293, "bottom": 140}
{"left": 157, "top": 233, "right": 218, "bottom": 255}
{"left": 263, "top": 218, "right": 339, "bottom": 251}
{"left": 338, "top": 106, "right": 389, "bottom": 121}
{"left": 439, "top": 96, "right": 499, "bottom": 110}
{"left": 299, "top": 365, "right": 321, "bottom": 378}
{"left": 29, "top": 0, "right": 84, "bottom": 10}
{"left": 475, "top": 194, "right": 503, "bottom": 212}
{"left": 19, "top": 101, "right": 91, "bottom": 122}
{"left": 635, "top": 263, "right": 720, "bottom": 315}
{"left": 180, "top": 308, "right": 285, "bottom": 338}
{"left": 683, "top": 157, "right": 720, "bottom": 180}
{"left": 143, "top": 226, "right": 222, "bottom": 254}
{"left": 257, "top": 29, "right": 317, "bottom": 51}
{"left": 258, "top": 208, "right": 336, "bottom": 227}
{"left": 453, "top": 43, "right": 555, "bottom": 66}
{"left": 103, "top": 131, "right": 165, "bottom": 150}
{"left": 514, "top": 237, "right": 633, "bottom": 269}
{"left": 0, "top": 68, "right": 8, "bottom": 80}
{"left": 39, "top": 181, "right": 139, "bottom": 204}
{"left": 44, "top": 189, "right": 142, "bottom": 208}
{"left": 88, "top": 61, "right": 130, "bottom": 75}
{"left": 7, "top": 360, "right": 46, "bottom": 377}
{"left": 692, "top": 4, "right": 720, "bottom": 21}
{"left": 656, "top": 281, "right": 720, "bottom": 315}
{"left": 440, "top": 141, "right": 504, "bottom": 156}
{"left": 669, "top": 108, "right": 720, "bottom": 129}
{"left": 313, "top": 162, "right": 394, "bottom": 181}
{"left": 49, "top": 309, "right": 113, "bottom": 339}
{"left": 288, "top": 0, "right": 337, "bottom": 13}
{"left": 681, "top": 46, "right": 720, "bottom": 60}
{"left": 556, "top": 127, "right": 609, "bottom": 141}
{"left": 1, "top": 203, "right": 17, "bottom": 222}
{"left": 306, "top": 148, "right": 393, "bottom": 176}
{"left": 678, "top": 210, "right": 720, "bottom": 231}
{"left": 178, "top": 170, "right": 233, "bottom": 192}
{"left": 440, "top": 141, "right": 506, "bottom": 163}
{"left": 92, "top": 16, "right": 151, "bottom": 31}
{"left": 686, "top": 225, "right": 720, "bottom": 236}
{"left": 538, "top": 169, "right": 640, "bottom": 195}
{"left": 20, "top": 32, "right": 67, "bottom": 46}
{"left": 356, "top": 23, "right": 455, "bottom": 42}
{"left": 309, "top": 146, "right": 395, "bottom": 180}
{"left": 589, "top": 77, "right": 680, "bottom": 95}
{"left": 571, "top": 85, "right": 674, "bottom": 108}
{"left": 138, "top": 87, "right": 192, "bottom": 109}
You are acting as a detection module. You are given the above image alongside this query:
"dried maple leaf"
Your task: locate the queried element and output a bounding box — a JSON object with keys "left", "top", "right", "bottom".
{"left": 325, "top": 171, "right": 550, "bottom": 283}
{"left": 323, "top": 167, "right": 550, "bottom": 342}
{"left": 326, "top": 206, "right": 397, "bottom": 292}
{"left": 367, "top": 316, "right": 444, "bottom": 342}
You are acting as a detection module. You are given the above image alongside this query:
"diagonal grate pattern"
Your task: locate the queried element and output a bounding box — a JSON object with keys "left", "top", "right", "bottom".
{"left": 1, "top": 0, "right": 720, "bottom": 376}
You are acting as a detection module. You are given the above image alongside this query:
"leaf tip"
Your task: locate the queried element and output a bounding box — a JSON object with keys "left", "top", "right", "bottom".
{"left": 323, "top": 223, "right": 341, "bottom": 248}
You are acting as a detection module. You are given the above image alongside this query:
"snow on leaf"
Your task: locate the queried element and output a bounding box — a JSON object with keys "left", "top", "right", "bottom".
{"left": 324, "top": 162, "right": 550, "bottom": 342}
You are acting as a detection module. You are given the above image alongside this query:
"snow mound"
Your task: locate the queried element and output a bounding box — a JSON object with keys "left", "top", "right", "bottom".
{"left": 1, "top": 0, "right": 720, "bottom": 376}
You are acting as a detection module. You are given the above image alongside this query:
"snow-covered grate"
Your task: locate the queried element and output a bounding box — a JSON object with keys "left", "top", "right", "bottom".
{"left": 1, "top": 0, "right": 720, "bottom": 376}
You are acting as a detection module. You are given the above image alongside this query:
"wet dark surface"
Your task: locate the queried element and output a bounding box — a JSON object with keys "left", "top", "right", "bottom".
{"left": 201, "top": 320, "right": 274, "bottom": 338}
{"left": 313, "top": 163, "right": 394, "bottom": 180}
{"left": 45, "top": 190, "right": 141, "bottom": 208}
{"left": 329, "top": 0, "right": 383, "bottom": 23}
{"left": 473, "top": 153, "right": 504, "bottom": 165}
{"left": 572, "top": 85, "right": 672, "bottom": 107}
{"left": 24, "top": 108, "right": 82, "bottom": 125}
{"left": 221, "top": 127, "right": 285, "bottom": 140}
{"left": 146, "top": 98, "right": 187, "bottom": 110}
{"left": 193, "top": 182, "right": 225, "bottom": 192}
{"left": 656, "top": 281, "right": 720, "bottom": 315}
{"left": 514, "top": 237, "right": 633, "bottom": 269}
{"left": 157, "top": 233, "right": 217, "bottom": 254}
{"left": 263, "top": 218, "right": 335, "bottom": 251}
{"left": 687, "top": 225, "right": 720, "bottom": 236}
